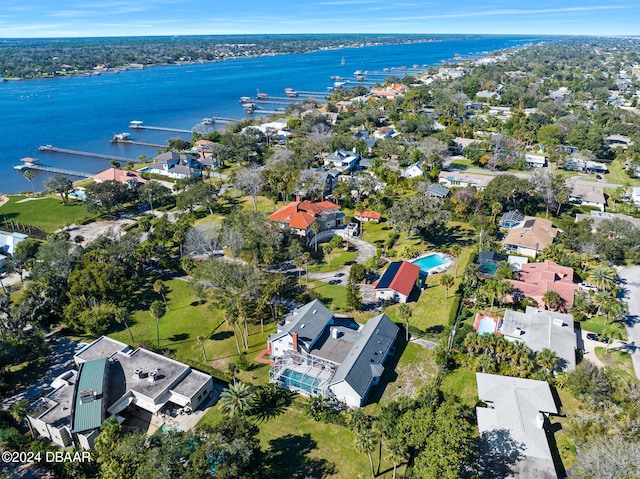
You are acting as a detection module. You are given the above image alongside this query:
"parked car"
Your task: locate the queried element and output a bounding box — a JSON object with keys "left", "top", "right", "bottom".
{"left": 586, "top": 333, "right": 600, "bottom": 341}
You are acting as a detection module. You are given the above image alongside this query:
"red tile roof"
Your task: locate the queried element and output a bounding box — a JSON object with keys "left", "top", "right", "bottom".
{"left": 507, "top": 260, "right": 578, "bottom": 307}
{"left": 268, "top": 200, "right": 339, "bottom": 227}
{"left": 354, "top": 211, "right": 382, "bottom": 221}
{"left": 93, "top": 168, "right": 147, "bottom": 184}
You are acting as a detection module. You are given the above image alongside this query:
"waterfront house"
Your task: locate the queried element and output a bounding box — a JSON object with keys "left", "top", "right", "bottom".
{"left": 476, "top": 373, "right": 559, "bottom": 479}
{"left": 268, "top": 199, "right": 344, "bottom": 245}
{"left": 268, "top": 300, "right": 399, "bottom": 408}
{"left": 93, "top": 168, "right": 147, "bottom": 186}
{"left": 0, "top": 231, "right": 28, "bottom": 255}
{"left": 507, "top": 260, "right": 579, "bottom": 309}
{"left": 502, "top": 217, "right": 558, "bottom": 258}
{"left": 27, "top": 336, "right": 214, "bottom": 449}
{"left": 141, "top": 152, "right": 201, "bottom": 179}
{"left": 374, "top": 261, "right": 422, "bottom": 303}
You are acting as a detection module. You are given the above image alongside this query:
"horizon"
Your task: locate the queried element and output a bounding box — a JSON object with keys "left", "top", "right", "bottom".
{"left": 2, "top": 1, "right": 639, "bottom": 39}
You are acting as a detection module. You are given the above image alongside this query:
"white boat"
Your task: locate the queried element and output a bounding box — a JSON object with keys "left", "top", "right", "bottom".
{"left": 202, "top": 118, "right": 213, "bottom": 125}
{"left": 341, "top": 56, "right": 346, "bottom": 65}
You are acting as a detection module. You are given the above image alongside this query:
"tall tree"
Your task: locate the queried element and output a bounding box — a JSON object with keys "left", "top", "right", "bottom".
{"left": 43, "top": 174, "right": 73, "bottom": 204}
{"left": 354, "top": 427, "right": 376, "bottom": 479}
{"left": 397, "top": 303, "right": 412, "bottom": 341}
{"left": 439, "top": 273, "right": 455, "bottom": 299}
{"left": 150, "top": 300, "right": 166, "bottom": 348}
{"left": 218, "top": 381, "right": 255, "bottom": 417}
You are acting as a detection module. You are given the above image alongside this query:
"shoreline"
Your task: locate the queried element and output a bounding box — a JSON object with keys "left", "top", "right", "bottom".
{"left": 0, "top": 37, "right": 443, "bottom": 82}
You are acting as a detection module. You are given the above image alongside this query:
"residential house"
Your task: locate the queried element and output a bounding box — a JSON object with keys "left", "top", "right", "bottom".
{"left": 374, "top": 261, "right": 422, "bottom": 303}
{"left": 373, "top": 126, "right": 399, "bottom": 140}
{"left": 605, "top": 134, "right": 632, "bottom": 149}
{"left": 370, "top": 83, "right": 407, "bottom": 99}
{"left": 562, "top": 158, "right": 608, "bottom": 173}
{"left": 476, "top": 373, "right": 559, "bottom": 479}
{"left": 575, "top": 210, "right": 640, "bottom": 231}
{"left": 268, "top": 199, "right": 344, "bottom": 244}
{"left": 632, "top": 186, "right": 640, "bottom": 207}
{"left": 28, "top": 336, "right": 214, "bottom": 449}
{"left": 499, "top": 307, "right": 577, "bottom": 371}
{"left": 507, "top": 260, "right": 579, "bottom": 309}
{"left": 0, "top": 231, "right": 28, "bottom": 255}
{"left": 324, "top": 149, "right": 360, "bottom": 174}
{"left": 354, "top": 211, "right": 382, "bottom": 223}
{"left": 139, "top": 151, "right": 200, "bottom": 179}
{"left": 297, "top": 168, "right": 340, "bottom": 198}
{"left": 451, "top": 137, "right": 481, "bottom": 154}
{"left": 524, "top": 154, "right": 546, "bottom": 168}
{"left": 268, "top": 300, "right": 399, "bottom": 407}
{"left": 502, "top": 217, "right": 558, "bottom": 258}
{"left": 499, "top": 210, "right": 526, "bottom": 229}
{"left": 568, "top": 184, "right": 606, "bottom": 211}
{"left": 403, "top": 162, "right": 424, "bottom": 179}
{"left": 354, "top": 130, "right": 377, "bottom": 153}
{"left": 93, "top": 168, "right": 147, "bottom": 186}
{"left": 425, "top": 183, "right": 450, "bottom": 199}
{"left": 438, "top": 171, "right": 492, "bottom": 190}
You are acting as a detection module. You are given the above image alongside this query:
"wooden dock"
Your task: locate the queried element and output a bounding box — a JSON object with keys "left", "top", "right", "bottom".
{"left": 14, "top": 163, "right": 93, "bottom": 178}
{"left": 38, "top": 145, "right": 133, "bottom": 163}
{"left": 112, "top": 139, "right": 165, "bottom": 148}
{"left": 211, "top": 117, "right": 241, "bottom": 123}
{"left": 129, "top": 123, "right": 192, "bottom": 134}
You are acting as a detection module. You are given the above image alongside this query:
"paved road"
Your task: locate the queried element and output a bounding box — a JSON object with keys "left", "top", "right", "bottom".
{"left": 617, "top": 266, "right": 640, "bottom": 379}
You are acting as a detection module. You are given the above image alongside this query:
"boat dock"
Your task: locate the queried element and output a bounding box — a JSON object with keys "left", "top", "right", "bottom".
{"left": 129, "top": 121, "right": 192, "bottom": 134}
{"left": 112, "top": 139, "right": 166, "bottom": 148}
{"left": 295, "top": 91, "right": 329, "bottom": 97}
{"left": 38, "top": 145, "right": 133, "bottom": 163}
{"left": 210, "top": 117, "right": 240, "bottom": 123}
{"left": 14, "top": 162, "right": 93, "bottom": 178}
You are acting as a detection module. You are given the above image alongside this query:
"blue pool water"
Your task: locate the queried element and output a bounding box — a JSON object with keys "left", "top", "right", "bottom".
{"left": 477, "top": 317, "right": 497, "bottom": 335}
{"left": 411, "top": 253, "right": 448, "bottom": 273}
{"left": 280, "top": 369, "right": 321, "bottom": 395}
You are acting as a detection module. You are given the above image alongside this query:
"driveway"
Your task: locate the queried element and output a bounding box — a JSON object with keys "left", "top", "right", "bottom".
{"left": 617, "top": 266, "right": 640, "bottom": 379}
{"left": 1, "top": 335, "right": 78, "bottom": 409}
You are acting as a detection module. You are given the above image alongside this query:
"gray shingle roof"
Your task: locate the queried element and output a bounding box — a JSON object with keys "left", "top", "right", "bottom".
{"left": 330, "top": 313, "right": 398, "bottom": 400}
{"left": 269, "top": 299, "right": 334, "bottom": 352}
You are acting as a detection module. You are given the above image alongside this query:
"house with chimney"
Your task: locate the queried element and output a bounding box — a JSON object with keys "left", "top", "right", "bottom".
{"left": 502, "top": 217, "right": 558, "bottom": 258}
{"left": 268, "top": 198, "right": 344, "bottom": 244}
{"left": 267, "top": 300, "right": 399, "bottom": 408}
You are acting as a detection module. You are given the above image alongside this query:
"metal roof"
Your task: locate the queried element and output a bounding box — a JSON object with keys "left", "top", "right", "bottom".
{"left": 71, "top": 358, "right": 108, "bottom": 433}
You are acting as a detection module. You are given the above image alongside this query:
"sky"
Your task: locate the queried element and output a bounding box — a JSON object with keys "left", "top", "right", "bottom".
{"left": 1, "top": 0, "right": 638, "bottom": 38}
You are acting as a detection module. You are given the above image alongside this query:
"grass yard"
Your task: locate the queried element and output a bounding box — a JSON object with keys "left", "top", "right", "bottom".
{"left": 578, "top": 316, "right": 627, "bottom": 340}
{"left": 0, "top": 195, "right": 96, "bottom": 233}
{"left": 106, "top": 277, "right": 276, "bottom": 376}
{"left": 439, "top": 367, "right": 478, "bottom": 407}
{"left": 305, "top": 280, "right": 348, "bottom": 311}
{"left": 594, "top": 346, "right": 636, "bottom": 381}
{"left": 307, "top": 249, "right": 358, "bottom": 273}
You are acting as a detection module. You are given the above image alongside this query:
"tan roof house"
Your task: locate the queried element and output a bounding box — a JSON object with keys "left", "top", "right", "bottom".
{"left": 503, "top": 217, "right": 558, "bottom": 258}
{"left": 568, "top": 184, "right": 606, "bottom": 212}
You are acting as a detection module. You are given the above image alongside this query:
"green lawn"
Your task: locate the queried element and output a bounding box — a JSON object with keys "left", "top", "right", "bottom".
{"left": 0, "top": 195, "right": 96, "bottom": 233}
{"left": 594, "top": 346, "right": 636, "bottom": 381}
{"left": 439, "top": 367, "right": 478, "bottom": 407}
{"left": 106, "top": 277, "right": 276, "bottom": 375}
{"left": 305, "top": 280, "right": 348, "bottom": 311}
{"left": 307, "top": 249, "right": 358, "bottom": 273}
{"left": 578, "top": 316, "right": 627, "bottom": 340}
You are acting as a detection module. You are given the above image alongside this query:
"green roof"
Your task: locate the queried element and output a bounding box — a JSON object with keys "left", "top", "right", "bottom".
{"left": 71, "top": 357, "right": 107, "bottom": 433}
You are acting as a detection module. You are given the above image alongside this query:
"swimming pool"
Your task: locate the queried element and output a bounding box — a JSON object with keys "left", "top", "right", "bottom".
{"left": 279, "top": 369, "right": 322, "bottom": 395}
{"left": 477, "top": 316, "right": 497, "bottom": 335}
{"left": 411, "top": 253, "right": 450, "bottom": 273}
{"left": 69, "top": 188, "right": 86, "bottom": 200}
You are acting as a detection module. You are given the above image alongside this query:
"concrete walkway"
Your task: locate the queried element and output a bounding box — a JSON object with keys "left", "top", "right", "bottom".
{"left": 305, "top": 229, "right": 376, "bottom": 286}
{"left": 616, "top": 266, "right": 640, "bottom": 379}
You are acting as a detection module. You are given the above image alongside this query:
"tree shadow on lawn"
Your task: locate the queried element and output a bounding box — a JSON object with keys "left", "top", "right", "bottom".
{"left": 168, "top": 333, "right": 190, "bottom": 342}
{"left": 423, "top": 224, "right": 475, "bottom": 249}
{"left": 265, "top": 433, "right": 337, "bottom": 479}
{"left": 211, "top": 330, "right": 234, "bottom": 341}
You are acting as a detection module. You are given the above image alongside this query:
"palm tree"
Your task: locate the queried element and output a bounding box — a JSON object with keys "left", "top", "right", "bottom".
{"left": 311, "top": 221, "right": 321, "bottom": 252}
{"left": 602, "top": 323, "right": 626, "bottom": 353}
{"left": 439, "top": 273, "right": 455, "bottom": 298}
{"left": 542, "top": 290, "right": 564, "bottom": 311}
{"left": 218, "top": 381, "right": 255, "bottom": 417}
{"left": 196, "top": 335, "right": 208, "bottom": 362}
{"left": 115, "top": 307, "right": 134, "bottom": 343}
{"left": 450, "top": 244, "right": 461, "bottom": 277}
{"left": 536, "top": 348, "right": 558, "bottom": 372}
{"left": 322, "top": 243, "right": 333, "bottom": 266}
{"left": 302, "top": 252, "right": 311, "bottom": 284}
{"left": 149, "top": 300, "right": 167, "bottom": 348}
{"left": 293, "top": 256, "right": 304, "bottom": 284}
{"left": 224, "top": 302, "right": 242, "bottom": 354}
{"left": 397, "top": 303, "right": 412, "bottom": 341}
{"left": 153, "top": 280, "right": 169, "bottom": 310}
{"left": 491, "top": 201, "right": 502, "bottom": 224}
{"left": 386, "top": 438, "right": 408, "bottom": 479}
{"left": 587, "top": 263, "right": 617, "bottom": 292}
{"left": 354, "top": 427, "right": 376, "bottom": 479}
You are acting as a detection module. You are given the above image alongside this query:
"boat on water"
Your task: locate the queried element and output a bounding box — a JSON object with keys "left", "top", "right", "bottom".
{"left": 202, "top": 118, "right": 213, "bottom": 125}
{"left": 257, "top": 93, "right": 268, "bottom": 100}
{"left": 241, "top": 102, "right": 255, "bottom": 113}
{"left": 333, "top": 81, "right": 347, "bottom": 89}
{"left": 284, "top": 88, "right": 298, "bottom": 97}
{"left": 341, "top": 56, "right": 346, "bottom": 65}
{"left": 111, "top": 132, "right": 132, "bottom": 142}
{"left": 239, "top": 96, "right": 252, "bottom": 103}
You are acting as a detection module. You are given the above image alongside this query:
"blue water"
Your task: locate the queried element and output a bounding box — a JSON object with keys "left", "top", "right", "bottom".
{"left": 0, "top": 35, "right": 549, "bottom": 193}
{"left": 412, "top": 253, "right": 448, "bottom": 272}
{"left": 279, "top": 369, "right": 321, "bottom": 395}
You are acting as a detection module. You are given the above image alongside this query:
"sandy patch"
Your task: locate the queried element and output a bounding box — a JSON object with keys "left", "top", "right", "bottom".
{"left": 65, "top": 218, "right": 136, "bottom": 245}
{"left": 15, "top": 197, "right": 48, "bottom": 203}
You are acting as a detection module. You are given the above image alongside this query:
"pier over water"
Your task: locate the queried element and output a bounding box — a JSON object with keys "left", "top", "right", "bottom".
{"left": 129, "top": 121, "right": 192, "bottom": 134}
{"left": 38, "top": 145, "right": 133, "bottom": 163}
